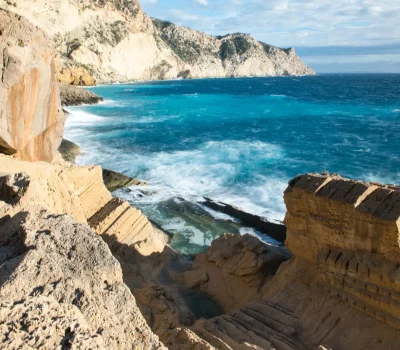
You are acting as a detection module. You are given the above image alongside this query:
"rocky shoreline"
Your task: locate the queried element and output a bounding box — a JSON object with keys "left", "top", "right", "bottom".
{"left": 59, "top": 83, "right": 103, "bottom": 106}
{"left": 1, "top": 5, "right": 400, "bottom": 350}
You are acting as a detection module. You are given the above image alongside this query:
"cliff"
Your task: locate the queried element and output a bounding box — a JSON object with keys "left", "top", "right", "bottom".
{"left": 173, "top": 174, "right": 400, "bottom": 349}
{"left": 0, "top": 9, "right": 65, "bottom": 161}
{"left": 1, "top": 6, "right": 399, "bottom": 350}
{"left": 0, "top": 172, "right": 165, "bottom": 349}
{"left": 0, "top": 0, "right": 315, "bottom": 84}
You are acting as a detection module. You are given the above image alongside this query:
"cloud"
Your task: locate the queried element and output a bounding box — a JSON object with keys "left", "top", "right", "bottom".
{"left": 195, "top": 0, "right": 208, "bottom": 6}
{"left": 141, "top": 0, "right": 400, "bottom": 49}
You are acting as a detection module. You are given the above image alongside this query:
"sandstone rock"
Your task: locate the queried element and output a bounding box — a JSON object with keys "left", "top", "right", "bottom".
{"left": 189, "top": 234, "right": 291, "bottom": 312}
{"left": 186, "top": 174, "right": 400, "bottom": 350}
{"left": 0, "top": 155, "right": 166, "bottom": 255}
{"left": 0, "top": 174, "right": 165, "bottom": 349}
{"left": 58, "top": 138, "right": 81, "bottom": 163}
{"left": 103, "top": 168, "right": 148, "bottom": 192}
{"left": 0, "top": 1, "right": 315, "bottom": 84}
{"left": 59, "top": 83, "right": 103, "bottom": 106}
{"left": 0, "top": 9, "right": 65, "bottom": 161}
{"left": 57, "top": 66, "right": 96, "bottom": 86}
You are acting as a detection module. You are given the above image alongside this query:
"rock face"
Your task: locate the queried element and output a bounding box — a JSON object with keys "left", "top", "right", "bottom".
{"left": 0, "top": 172, "right": 165, "bottom": 349}
{"left": 188, "top": 234, "right": 291, "bottom": 312}
{"left": 181, "top": 174, "right": 400, "bottom": 350}
{"left": 57, "top": 66, "right": 97, "bottom": 86}
{"left": 0, "top": 155, "right": 166, "bottom": 256}
{"left": 59, "top": 83, "right": 103, "bottom": 106}
{"left": 0, "top": 9, "right": 65, "bottom": 161}
{"left": 0, "top": 0, "right": 315, "bottom": 84}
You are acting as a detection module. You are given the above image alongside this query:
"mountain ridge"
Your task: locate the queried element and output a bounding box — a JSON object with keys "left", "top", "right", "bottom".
{"left": 0, "top": 0, "right": 315, "bottom": 84}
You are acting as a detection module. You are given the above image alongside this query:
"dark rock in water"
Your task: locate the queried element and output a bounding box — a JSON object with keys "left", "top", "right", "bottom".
{"left": 202, "top": 197, "right": 286, "bottom": 243}
{"left": 155, "top": 197, "right": 244, "bottom": 254}
{"left": 58, "top": 139, "right": 81, "bottom": 163}
{"left": 102, "top": 169, "right": 147, "bottom": 192}
{"left": 59, "top": 83, "right": 103, "bottom": 106}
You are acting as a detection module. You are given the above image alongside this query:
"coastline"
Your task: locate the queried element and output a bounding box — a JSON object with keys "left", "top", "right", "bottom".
{"left": 60, "top": 86, "right": 288, "bottom": 251}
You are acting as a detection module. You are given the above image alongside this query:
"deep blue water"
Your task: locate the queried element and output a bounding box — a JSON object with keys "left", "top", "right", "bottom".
{"left": 65, "top": 74, "right": 400, "bottom": 252}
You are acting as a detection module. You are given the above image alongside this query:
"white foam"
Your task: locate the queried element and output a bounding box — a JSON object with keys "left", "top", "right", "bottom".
{"left": 64, "top": 108, "right": 106, "bottom": 126}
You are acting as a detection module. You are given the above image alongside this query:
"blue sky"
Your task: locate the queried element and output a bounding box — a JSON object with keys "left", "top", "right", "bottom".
{"left": 141, "top": 0, "right": 400, "bottom": 72}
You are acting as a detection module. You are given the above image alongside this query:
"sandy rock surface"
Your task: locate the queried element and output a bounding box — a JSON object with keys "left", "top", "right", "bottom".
{"left": 0, "top": 172, "right": 166, "bottom": 349}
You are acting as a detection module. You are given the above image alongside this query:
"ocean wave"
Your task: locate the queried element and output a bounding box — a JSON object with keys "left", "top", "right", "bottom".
{"left": 64, "top": 108, "right": 106, "bottom": 125}
{"left": 70, "top": 138, "right": 288, "bottom": 223}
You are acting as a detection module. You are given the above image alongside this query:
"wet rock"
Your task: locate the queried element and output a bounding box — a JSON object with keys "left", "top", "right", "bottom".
{"left": 58, "top": 139, "right": 81, "bottom": 163}
{"left": 103, "top": 168, "right": 148, "bottom": 192}
{"left": 202, "top": 197, "right": 286, "bottom": 243}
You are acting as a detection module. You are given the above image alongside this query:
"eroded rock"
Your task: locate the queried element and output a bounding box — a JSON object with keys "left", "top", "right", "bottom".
{"left": 0, "top": 172, "right": 165, "bottom": 349}
{"left": 0, "top": 155, "right": 166, "bottom": 256}
{"left": 0, "top": 9, "right": 65, "bottom": 161}
{"left": 187, "top": 233, "right": 291, "bottom": 312}
{"left": 185, "top": 174, "right": 400, "bottom": 350}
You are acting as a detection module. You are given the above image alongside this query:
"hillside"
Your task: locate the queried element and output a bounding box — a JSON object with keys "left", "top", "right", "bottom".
{"left": 0, "top": 0, "right": 315, "bottom": 84}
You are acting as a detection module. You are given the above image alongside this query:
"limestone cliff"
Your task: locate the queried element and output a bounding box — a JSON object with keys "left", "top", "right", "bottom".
{"left": 0, "top": 0, "right": 314, "bottom": 84}
{"left": 0, "top": 9, "right": 65, "bottom": 161}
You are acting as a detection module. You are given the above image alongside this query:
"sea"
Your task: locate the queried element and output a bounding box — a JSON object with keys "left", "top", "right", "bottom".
{"left": 64, "top": 74, "right": 400, "bottom": 254}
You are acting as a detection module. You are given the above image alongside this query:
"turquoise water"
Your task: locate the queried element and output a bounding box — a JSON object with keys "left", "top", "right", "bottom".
{"left": 65, "top": 74, "right": 400, "bottom": 252}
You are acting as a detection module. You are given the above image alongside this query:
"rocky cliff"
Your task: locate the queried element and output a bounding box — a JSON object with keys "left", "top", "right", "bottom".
{"left": 1, "top": 6, "right": 399, "bottom": 350}
{"left": 0, "top": 172, "right": 166, "bottom": 349}
{"left": 173, "top": 174, "right": 400, "bottom": 349}
{"left": 0, "top": 9, "right": 65, "bottom": 161}
{"left": 0, "top": 0, "right": 314, "bottom": 84}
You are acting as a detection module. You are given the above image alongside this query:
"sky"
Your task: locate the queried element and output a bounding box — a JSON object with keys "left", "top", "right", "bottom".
{"left": 141, "top": 0, "right": 400, "bottom": 73}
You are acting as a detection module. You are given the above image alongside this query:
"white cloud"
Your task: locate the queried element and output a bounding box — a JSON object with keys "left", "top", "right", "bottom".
{"left": 142, "top": 0, "right": 400, "bottom": 48}
{"left": 195, "top": 0, "right": 208, "bottom": 5}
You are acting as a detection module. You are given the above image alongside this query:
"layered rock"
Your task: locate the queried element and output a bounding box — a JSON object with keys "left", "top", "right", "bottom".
{"left": 283, "top": 174, "right": 400, "bottom": 331}
{"left": 0, "top": 9, "right": 65, "bottom": 161}
{"left": 0, "top": 0, "right": 314, "bottom": 84}
{"left": 0, "top": 155, "right": 166, "bottom": 256}
{"left": 183, "top": 174, "right": 400, "bottom": 350}
{"left": 0, "top": 172, "right": 165, "bottom": 349}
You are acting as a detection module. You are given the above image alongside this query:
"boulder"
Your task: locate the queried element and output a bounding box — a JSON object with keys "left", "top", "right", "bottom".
{"left": 187, "top": 233, "right": 291, "bottom": 311}
{"left": 0, "top": 9, "right": 65, "bottom": 162}
{"left": 58, "top": 138, "right": 81, "bottom": 163}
